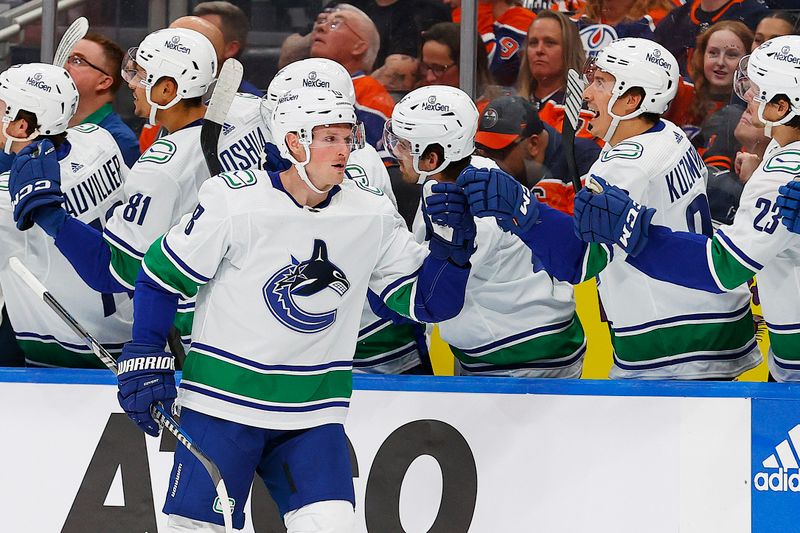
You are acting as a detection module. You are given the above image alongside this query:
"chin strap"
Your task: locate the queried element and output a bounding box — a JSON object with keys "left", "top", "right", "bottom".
{"left": 286, "top": 143, "right": 333, "bottom": 194}
{"left": 758, "top": 100, "right": 797, "bottom": 140}
{"left": 145, "top": 86, "right": 183, "bottom": 126}
{"left": 412, "top": 155, "right": 451, "bottom": 184}
{"left": 2, "top": 121, "right": 39, "bottom": 154}
{"left": 601, "top": 93, "right": 647, "bottom": 144}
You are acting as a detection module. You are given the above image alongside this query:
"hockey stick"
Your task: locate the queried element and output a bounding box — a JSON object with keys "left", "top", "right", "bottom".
{"left": 201, "top": 58, "right": 243, "bottom": 176}
{"left": 52, "top": 17, "right": 89, "bottom": 68}
{"left": 8, "top": 257, "right": 234, "bottom": 533}
{"left": 562, "top": 68, "right": 587, "bottom": 193}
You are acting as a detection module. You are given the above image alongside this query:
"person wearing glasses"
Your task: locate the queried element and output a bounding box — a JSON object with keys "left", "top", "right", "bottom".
{"left": 64, "top": 32, "right": 140, "bottom": 168}
{"left": 310, "top": 4, "right": 396, "bottom": 162}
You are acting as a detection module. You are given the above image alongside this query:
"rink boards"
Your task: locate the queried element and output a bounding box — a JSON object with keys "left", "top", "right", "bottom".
{"left": 1, "top": 369, "right": 799, "bottom": 532}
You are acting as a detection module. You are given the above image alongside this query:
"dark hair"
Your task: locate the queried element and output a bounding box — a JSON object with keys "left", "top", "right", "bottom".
{"left": 193, "top": 1, "right": 249, "bottom": 57}
{"left": 420, "top": 22, "right": 492, "bottom": 94}
{"left": 83, "top": 31, "right": 125, "bottom": 94}
{"left": 421, "top": 143, "right": 472, "bottom": 182}
{"left": 181, "top": 95, "right": 205, "bottom": 108}
{"left": 769, "top": 94, "right": 800, "bottom": 130}
{"left": 759, "top": 11, "right": 800, "bottom": 35}
{"left": 623, "top": 87, "right": 660, "bottom": 124}
{"left": 15, "top": 110, "right": 68, "bottom": 148}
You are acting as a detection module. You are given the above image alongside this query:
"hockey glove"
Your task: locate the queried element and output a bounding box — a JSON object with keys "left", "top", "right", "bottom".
{"left": 573, "top": 175, "right": 656, "bottom": 257}
{"left": 777, "top": 179, "right": 800, "bottom": 234}
{"left": 8, "top": 139, "right": 65, "bottom": 231}
{"left": 456, "top": 166, "right": 539, "bottom": 234}
{"left": 422, "top": 181, "right": 477, "bottom": 267}
{"left": 117, "top": 342, "right": 177, "bottom": 437}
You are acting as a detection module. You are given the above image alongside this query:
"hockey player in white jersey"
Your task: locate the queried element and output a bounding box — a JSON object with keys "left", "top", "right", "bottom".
{"left": 263, "top": 58, "right": 430, "bottom": 374}
{"left": 385, "top": 85, "right": 587, "bottom": 376}
{"left": 575, "top": 35, "right": 800, "bottom": 381}
{"left": 2, "top": 62, "right": 132, "bottom": 367}
{"left": 113, "top": 87, "right": 474, "bottom": 531}
{"left": 457, "top": 38, "right": 761, "bottom": 379}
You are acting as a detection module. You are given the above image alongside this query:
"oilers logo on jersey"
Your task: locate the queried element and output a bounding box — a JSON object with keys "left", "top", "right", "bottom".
{"left": 263, "top": 239, "right": 350, "bottom": 334}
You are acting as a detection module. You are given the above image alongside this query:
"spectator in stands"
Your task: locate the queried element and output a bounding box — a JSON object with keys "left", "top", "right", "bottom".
{"left": 680, "top": 21, "right": 752, "bottom": 141}
{"left": 449, "top": 0, "right": 496, "bottom": 50}
{"left": 193, "top": 1, "right": 262, "bottom": 96}
{"left": 372, "top": 54, "right": 420, "bottom": 94}
{"left": 419, "top": 22, "right": 493, "bottom": 100}
{"left": 65, "top": 32, "right": 140, "bottom": 168}
{"left": 474, "top": 95, "right": 600, "bottom": 213}
{"left": 517, "top": 10, "right": 594, "bottom": 139}
{"left": 348, "top": 0, "right": 451, "bottom": 69}
{"left": 654, "top": 0, "right": 767, "bottom": 77}
{"left": 752, "top": 10, "right": 799, "bottom": 48}
{"left": 310, "top": 3, "right": 396, "bottom": 159}
{"left": 484, "top": 0, "right": 536, "bottom": 87}
{"left": 573, "top": 0, "right": 674, "bottom": 59}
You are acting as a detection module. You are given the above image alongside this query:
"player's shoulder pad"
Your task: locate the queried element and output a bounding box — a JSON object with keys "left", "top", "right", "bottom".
{"left": 762, "top": 148, "right": 800, "bottom": 178}
{"left": 136, "top": 138, "right": 178, "bottom": 165}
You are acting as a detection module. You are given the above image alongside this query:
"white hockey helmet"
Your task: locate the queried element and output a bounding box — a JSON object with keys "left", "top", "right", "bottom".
{"left": 271, "top": 87, "right": 362, "bottom": 193}
{"left": 0, "top": 63, "right": 79, "bottom": 153}
{"left": 263, "top": 58, "right": 356, "bottom": 116}
{"left": 585, "top": 37, "right": 678, "bottom": 142}
{"left": 124, "top": 28, "right": 217, "bottom": 125}
{"left": 383, "top": 85, "right": 478, "bottom": 184}
{"left": 734, "top": 35, "right": 800, "bottom": 137}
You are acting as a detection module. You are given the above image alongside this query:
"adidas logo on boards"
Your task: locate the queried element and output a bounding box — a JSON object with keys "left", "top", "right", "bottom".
{"left": 70, "top": 162, "right": 83, "bottom": 173}
{"left": 754, "top": 423, "right": 800, "bottom": 492}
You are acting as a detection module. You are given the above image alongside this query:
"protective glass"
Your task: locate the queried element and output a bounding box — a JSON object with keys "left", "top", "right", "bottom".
{"left": 733, "top": 55, "right": 762, "bottom": 103}
{"left": 382, "top": 120, "right": 412, "bottom": 159}
{"left": 581, "top": 56, "right": 599, "bottom": 85}
{"left": 121, "top": 47, "right": 146, "bottom": 86}
{"left": 309, "top": 123, "right": 365, "bottom": 151}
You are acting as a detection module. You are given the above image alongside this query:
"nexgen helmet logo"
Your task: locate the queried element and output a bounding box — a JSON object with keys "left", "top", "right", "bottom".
{"left": 422, "top": 96, "right": 450, "bottom": 112}
{"left": 770, "top": 47, "right": 800, "bottom": 64}
{"left": 302, "top": 72, "right": 330, "bottom": 88}
{"left": 26, "top": 73, "right": 52, "bottom": 92}
{"left": 645, "top": 49, "right": 671, "bottom": 70}
{"left": 165, "top": 36, "right": 191, "bottom": 54}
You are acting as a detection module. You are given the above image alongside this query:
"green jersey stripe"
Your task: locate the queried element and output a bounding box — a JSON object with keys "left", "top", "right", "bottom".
{"left": 768, "top": 331, "right": 800, "bottom": 361}
{"left": 355, "top": 323, "right": 418, "bottom": 360}
{"left": 142, "top": 237, "right": 201, "bottom": 298}
{"left": 451, "top": 316, "right": 585, "bottom": 366}
{"left": 107, "top": 243, "right": 141, "bottom": 289}
{"left": 610, "top": 309, "right": 756, "bottom": 362}
{"left": 18, "top": 339, "right": 120, "bottom": 369}
{"left": 182, "top": 350, "right": 354, "bottom": 403}
{"left": 710, "top": 235, "right": 757, "bottom": 291}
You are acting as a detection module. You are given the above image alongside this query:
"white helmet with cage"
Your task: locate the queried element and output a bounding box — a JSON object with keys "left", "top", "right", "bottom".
{"left": 734, "top": 35, "right": 800, "bottom": 137}
{"left": 585, "top": 37, "right": 679, "bottom": 142}
{"left": 124, "top": 28, "right": 217, "bottom": 125}
{"left": 271, "top": 87, "right": 362, "bottom": 193}
{"left": 383, "top": 85, "right": 478, "bottom": 184}
{"left": 0, "top": 63, "right": 79, "bottom": 153}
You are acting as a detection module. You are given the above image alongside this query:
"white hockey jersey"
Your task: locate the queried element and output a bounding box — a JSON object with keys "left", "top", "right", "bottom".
{"left": 706, "top": 141, "right": 800, "bottom": 381}
{"left": 585, "top": 120, "right": 761, "bottom": 379}
{"left": 0, "top": 125, "right": 133, "bottom": 367}
{"left": 142, "top": 170, "right": 430, "bottom": 429}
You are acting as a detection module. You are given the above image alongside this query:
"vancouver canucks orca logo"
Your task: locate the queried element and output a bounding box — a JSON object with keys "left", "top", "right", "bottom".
{"left": 263, "top": 239, "right": 350, "bottom": 334}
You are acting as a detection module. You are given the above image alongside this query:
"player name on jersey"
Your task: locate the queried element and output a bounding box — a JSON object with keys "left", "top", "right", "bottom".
{"left": 64, "top": 153, "right": 123, "bottom": 217}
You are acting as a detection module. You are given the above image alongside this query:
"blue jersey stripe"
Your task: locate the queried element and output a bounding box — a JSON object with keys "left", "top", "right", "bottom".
{"left": 459, "top": 318, "right": 575, "bottom": 355}
{"left": 613, "top": 339, "right": 758, "bottom": 371}
{"left": 613, "top": 304, "right": 751, "bottom": 334}
{"left": 17, "top": 331, "right": 126, "bottom": 352}
{"left": 163, "top": 237, "right": 211, "bottom": 282}
{"left": 181, "top": 382, "right": 351, "bottom": 412}
{"left": 103, "top": 228, "right": 145, "bottom": 259}
{"left": 717, "top": 229, "right": 764, "bottom": 271}
{"left": 191, "top": 342, "right": 353, "bottom": 372}
{"left": 460, "top": 344, "right": 586, "bottom": 372}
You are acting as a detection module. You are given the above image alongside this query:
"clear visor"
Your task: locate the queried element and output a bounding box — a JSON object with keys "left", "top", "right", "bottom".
{"left": 733, "top": 55, "right": 762, "bottom": 103}
{"left": 121, "top": 47, "right": 147, "bottom": 86}
{"left": 382, "top": 120, "right": 412, "bottom": 159}
{"left": 308, "top": 123, "right": 365, "bottom": 151}
{"left": 581, "top": 56, "right": 599, "bottom": 85}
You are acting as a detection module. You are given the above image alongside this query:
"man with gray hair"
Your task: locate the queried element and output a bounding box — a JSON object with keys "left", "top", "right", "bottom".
{"left": 193, "top": 0, "right": 262, "bottom": 95}
{"left": 310, "top": 4, "right": 395, "bottom": 161}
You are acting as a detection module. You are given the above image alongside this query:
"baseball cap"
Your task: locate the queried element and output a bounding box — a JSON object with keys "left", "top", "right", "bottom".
{"left": 475, "top": 96, "right": 544, "bottom": 150}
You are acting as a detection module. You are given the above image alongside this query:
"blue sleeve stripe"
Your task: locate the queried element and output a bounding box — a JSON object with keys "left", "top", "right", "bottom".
{"left": 613, "top": 303, "right": 751, "bottom": 334}
{"left": 162, "top": 237, "right": 211, "bottom": 283}
{"left": 379, "top": 269, "right": 420, "bottom": 302}
{"left": 358, "top": 318, "right": 391, "bottom": 338}
{"left": 103, "top": 228, "right": 145, "bottom": 259}
{"left": 192, "top": 342, "right": 353, "bottom": 373}
{"left": 140, "top": 261, "right": 188, "bottom": 298}
{"left": 717, "top": 229, "right": 764, "bottom": 271}
{"left": 766, "top": 322, "right": 800, "bottom": 333}
{"left": 177, "top": 301, "right": 196, "bottom": 311}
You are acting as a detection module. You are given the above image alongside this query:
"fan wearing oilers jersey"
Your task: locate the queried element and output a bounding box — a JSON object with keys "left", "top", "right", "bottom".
{"left": 385, "top": 85, "right": 587, "bottom": 377}
{"left": 574, "top": 36, "right": 800, "bottom": 382}
{"left": 261, "top": 58, "right": 429, "bottom": 374}
{"left": 457, "top": 38, "right": 761, "bottom": 380}
{"left": 116, "top": 87, "right": 474, "bottom": 531}
{"left": 1, "top": 62, "right": 132, "bottom": 367}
